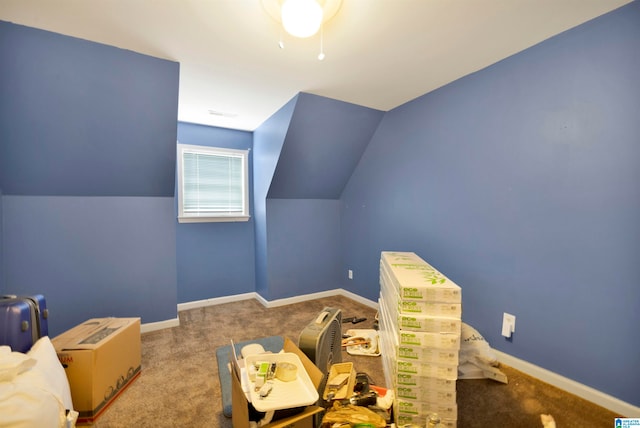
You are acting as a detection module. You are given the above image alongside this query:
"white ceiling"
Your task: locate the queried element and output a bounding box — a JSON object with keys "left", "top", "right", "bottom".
{"left": 0, "top": 0, "right": 632, "bottom": 131}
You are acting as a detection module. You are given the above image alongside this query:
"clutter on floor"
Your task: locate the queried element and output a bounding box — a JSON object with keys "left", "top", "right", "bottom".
{"left": 323, "top": 362, "right": 355, "bottom": 401}
{"left": 320, "top": 362, "right": 394, "bottom": 426}
{"left": 322, "top": 401, "right": 387, "bottom": 427}
{"left": 52, "top": 317, "right": 141, "bottom": 425}
{"left": 298, "top": 307, "right": 343, "bottom": 377}
{"left": 342, "top": 316, "right": 367, "bottom": 324}
{"left": 342, "top": 329, "right": 381, "bottom": 356}
{"left": 458, "top": 322, "right": 508, "bottom": 384}
{"left": 229, "top": 337, "right": 324, "bottom": 428}
{"left": 0, "top": 294, "right": 49, "bottom": 353}
{"left": 222, "top": 304, "right": 396, "bottom": 428}
{"left": 220, "top": 273, "right": 511, "bottom": 428}
{"left": 1, "top": 294, "right": 140, "bottom": 427}
{"left": 541, "top": 413, "right": 557, "bottom": 428}
{"left": 216, "top": 336, "right": 285, "bottom": 417}
{"left": 0, "top": 336, "right": 78, "bottom": 428}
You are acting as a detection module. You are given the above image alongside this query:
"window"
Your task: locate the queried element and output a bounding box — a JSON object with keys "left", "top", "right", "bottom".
{"left": 177, "top": 144, "right": 249, "bottom": 223}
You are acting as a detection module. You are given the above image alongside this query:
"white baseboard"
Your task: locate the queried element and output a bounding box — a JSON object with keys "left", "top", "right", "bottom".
{"left": 253, "top": 290, "right": 323, "bottom": 308}
{"left": 494, "top": 349, "right": 640, "bottom": 417}
{"left": 140, "top": 317, "right": 180, "bottom": 333}
{"left": 176, "top": 292, "right": 256, "bottom": 311}
{"left": 173, "top": 289, "right": 378, "bottom": 311}
{"left": 254, "top": 289, "right": 342, "bottom": 308}
{"left": 337, "top": 288, "right": 379, "bottom": 309}
{"left": 254, "top": 288, "right": 378, "bottom": 309}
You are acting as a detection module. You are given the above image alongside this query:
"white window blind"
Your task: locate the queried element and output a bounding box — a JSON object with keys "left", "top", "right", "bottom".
{"left": 177, "top": 144, "right": 249, "bottom": 223}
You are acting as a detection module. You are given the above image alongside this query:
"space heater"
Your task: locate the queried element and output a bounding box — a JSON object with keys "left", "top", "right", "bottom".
{"left": 298, "top": 307, "right": 342, "bottom": 376}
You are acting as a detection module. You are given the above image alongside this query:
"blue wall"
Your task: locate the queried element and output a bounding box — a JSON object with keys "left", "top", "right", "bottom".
{"left": 253, "top": 97, "right": 297, "bottom": 299}
{"left": 3, "top": 196, "right": 176, "bottom": 335}
{"left": 0, "top": 22, "right": 178, "bottom": 197}
{"left": 266, "top": 199, "right": 342, "bottom": 299}
{"left": 176, "top": 122, "right": 255, "bottom": 302}
{"left": 0, "top": 188, "right": 3, "bottom": 292}
{"left": 341, "top": 2, "right": 639, "bottom": 406}
{"left": 0, "top": 21, "right": 180, "bottom": 335}
{"left": 255, "top": 93, "right": 382, "bottom": 300}
{"left": 269, "top": 93, "right": 383, "bottom": 199}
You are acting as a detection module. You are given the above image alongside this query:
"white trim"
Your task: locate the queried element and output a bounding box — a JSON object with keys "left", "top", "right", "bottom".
{"left": 173, "top": 289, "right": 378, "bottom": 311}
{"left": 177, "top": 292, "right": 257, "bottom": 311}
{"left": 140, "top": 317, "right": 180, "bottom": 333}
{"left": 178, "top": 215, "right": 250, "bottom": 223}
{"left": 337, "top": 288, "right": 379, "bottom": 309}
{"left": 254, "top": 292, "right": 270, "bottom": 307}
{"left": 176, "top": 143, "right": 250, "bottom": 223}
{"left": 254, "top": 288, "right": 379, "bottom": 309}
{"left": 494, "top": 349, "right": 640, "bottom": 417}
{"left": 256, "top": 289, "right": 343, "bottom": 308}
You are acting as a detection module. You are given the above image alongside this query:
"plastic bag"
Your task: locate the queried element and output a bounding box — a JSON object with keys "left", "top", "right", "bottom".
{"left": 458, "top": 323, "right": 508, "bottom": 383}
{"left": 459, "top": 322, "right": 498, "bottom": 366}
{"left": 321, "top": 402, "right": 387, "bottom": 427}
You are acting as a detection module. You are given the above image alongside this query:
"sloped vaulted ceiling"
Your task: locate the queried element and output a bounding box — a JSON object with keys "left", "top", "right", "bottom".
{"left": 267, "top": 93, "right": 384, "bottom": 199}
{"left": 0, "top": 22, "right": 179, "bottom": 197}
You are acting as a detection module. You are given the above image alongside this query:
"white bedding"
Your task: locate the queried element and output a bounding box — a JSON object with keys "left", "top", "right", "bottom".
{"left": 0, "top": 337, "right": 74, "bottom": 428}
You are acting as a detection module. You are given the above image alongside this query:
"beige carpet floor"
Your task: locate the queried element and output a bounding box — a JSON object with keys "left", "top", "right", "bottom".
{"left": 93, "top": 296, "right": 620, "bottom": 427}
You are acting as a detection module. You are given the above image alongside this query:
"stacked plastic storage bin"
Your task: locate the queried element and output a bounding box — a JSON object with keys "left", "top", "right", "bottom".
{"left": 378, "top": 252, "right": 462, "bottom": 428}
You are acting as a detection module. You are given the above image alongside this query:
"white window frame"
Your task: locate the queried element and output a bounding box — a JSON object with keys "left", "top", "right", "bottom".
{"left": 177, "top": 143, "right": 250, "bottom": 223}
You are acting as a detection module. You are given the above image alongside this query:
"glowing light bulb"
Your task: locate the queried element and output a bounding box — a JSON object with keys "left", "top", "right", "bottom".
{"left": 281, "top": 0, "right": 323, "bottom": 38}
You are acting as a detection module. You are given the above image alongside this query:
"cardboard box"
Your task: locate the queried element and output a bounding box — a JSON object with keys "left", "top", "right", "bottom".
{"left": 397, "top": 331, "right": 461, "bottom": 350}
{"left": 397, "top": 299, "right": 462, "bottom": 317}
{"left": 397, "top": 413, "right": 458, "bottom": 428}
{"left": 397, "top": 313, "right": 461, "bottom": 333}
{"left": 397, "top": 345, "right": 460, "bottom": 366}
{"left": 396, "top": 373, "right": 457, "bottom": 392}
{"left": 380, "top": 252, "right": 462, "bottom": 303}
{"left": 396, "top": 384, "right": 456, "bottom": 403}
{"left": 231, "top": 338, "right": 324, "bottom": 428}
{"left": 397, "top": 398, "right": 458, "bottom": 419}
{"left": 396, "top": 359, "right": 458, "bottom": 380}
{"left": 381, "top": 263, "right": 462, "bottom": 316}
{"left": 52, "top": 318, "right": 141, "bottom": 425}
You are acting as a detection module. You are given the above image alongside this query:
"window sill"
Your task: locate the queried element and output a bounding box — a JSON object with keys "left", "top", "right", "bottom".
{"left": 178, "top": 215, "right": 250, "bottom": 224}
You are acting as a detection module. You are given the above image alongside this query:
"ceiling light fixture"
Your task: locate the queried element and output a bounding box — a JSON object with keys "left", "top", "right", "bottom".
{"left": 262, "top": 0, "right": 342, "bottom": 59}
{"left": 281, "top": 0, "right": 323, "bottom": 38}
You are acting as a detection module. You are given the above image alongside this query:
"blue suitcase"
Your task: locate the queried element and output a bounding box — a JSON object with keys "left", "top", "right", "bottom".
{"left": 0, "top": 294, "right": 49, "bottom": 353}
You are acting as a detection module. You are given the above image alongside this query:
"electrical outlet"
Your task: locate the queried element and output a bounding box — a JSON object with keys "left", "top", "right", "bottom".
{"left": 348, "top": 269, "right": 353, "bottom": 280}
{"left": 502, "top": 313, "right": 516, "bottom": 338}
